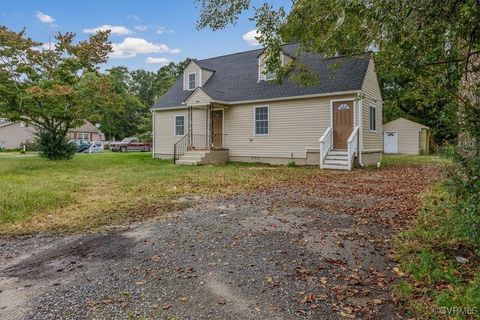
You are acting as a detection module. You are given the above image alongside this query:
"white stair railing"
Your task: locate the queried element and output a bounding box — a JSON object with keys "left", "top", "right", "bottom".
{"left": 319, "top": 127, "right": 332, "bottom": 169}
{"left": 347, "top": 126, "right": 360, "bottom": 170}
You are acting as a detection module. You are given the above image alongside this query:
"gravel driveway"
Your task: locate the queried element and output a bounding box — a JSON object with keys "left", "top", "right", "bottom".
{"left": 0, "top": 165, "right": 439, "bottom": 319}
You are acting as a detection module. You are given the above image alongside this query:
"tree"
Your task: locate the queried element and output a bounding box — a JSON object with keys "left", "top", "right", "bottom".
{"left": 197, "top": 0, "right": 479, "bottom": 146}
{"left": 0, "top": 26, "right": 116, "bottom": 159}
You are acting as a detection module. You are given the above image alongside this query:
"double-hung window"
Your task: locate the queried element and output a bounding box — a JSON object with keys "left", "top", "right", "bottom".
{"left": 254, "top": 106, "right": 269, "bottom": 135}
{"left": 188, "top": 73, "right": 196, "bottom": 90}
{"left": 369, "top": 106, "right": 377, "bottom": 131}
{"left": 175, "top": 115, "right": 185, "bottom": 136}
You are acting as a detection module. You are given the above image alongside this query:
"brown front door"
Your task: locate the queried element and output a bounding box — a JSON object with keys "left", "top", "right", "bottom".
{"left": 332, "top": 101, "right": 354, "bottom": 149}
{"left": 212, "top": 110, "right": 223, "bottom": 149}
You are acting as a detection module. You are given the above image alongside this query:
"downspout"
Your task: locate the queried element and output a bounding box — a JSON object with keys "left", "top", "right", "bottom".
{"left": 151, "top": 110, "right": 155, "bottom": 158}
{"left": 358, "top": 96, "right": 365, "bottom": 167}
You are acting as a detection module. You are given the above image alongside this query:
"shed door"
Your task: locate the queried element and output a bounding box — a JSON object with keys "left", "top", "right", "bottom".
{"left": 333, "top": 101, "right": 354, "bottom": 149}
{"left": 384, "top": 132, "right": 398, "bottom": 154}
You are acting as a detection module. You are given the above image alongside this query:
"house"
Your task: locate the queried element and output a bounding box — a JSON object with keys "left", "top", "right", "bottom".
{"left": 0, "top": 119, "right": 104, "bottom": 150}
{"left": 66, "top": 121, "right": 105, "bottom": 143}
{"left": 384, "top": 118, "right": 430, "bottom": 155}
{"left": 151, "top": 43, "right": 383, "bottom": 170}
{"left": 0, "top": 119, "right": 36, "bottom": 149}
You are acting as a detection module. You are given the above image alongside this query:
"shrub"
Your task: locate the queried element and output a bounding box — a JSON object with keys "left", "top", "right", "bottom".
{"left": 36, "top": 129, "right": 77, "bottom": 160}
{"left": 287, "top": 160, "right": 296, "bottom": 167}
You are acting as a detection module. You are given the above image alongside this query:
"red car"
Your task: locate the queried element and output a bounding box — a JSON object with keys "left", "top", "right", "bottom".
{"left": 110, "top": 137, "right": 151, "bottom": 152}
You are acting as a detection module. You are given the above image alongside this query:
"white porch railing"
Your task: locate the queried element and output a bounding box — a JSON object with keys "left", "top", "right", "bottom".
{"left": 319, "top": 127, "right": 332, "bottom": 169}
{"left": 347, "top": 126, "right": 360, "bottom": 170}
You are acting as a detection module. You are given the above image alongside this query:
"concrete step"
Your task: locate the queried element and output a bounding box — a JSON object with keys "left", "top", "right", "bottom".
{"left": 179, "top": 155, "right": 204, "bottom": 161}
{"left": 176, "top": 159, "right": 200, "bottom": 165}
{"left": 322, "top": 163, "right": 349, "bottom": 170}
{"left": 183, "top": 151, "right": 207, "bottom": 157}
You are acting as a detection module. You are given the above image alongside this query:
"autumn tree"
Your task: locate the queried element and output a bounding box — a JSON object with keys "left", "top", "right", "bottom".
{"left": 197, "top": 0, "right": 479, "bottom": 145}
{"left": 0, "top": 26, "right": 118, "bottom": 159}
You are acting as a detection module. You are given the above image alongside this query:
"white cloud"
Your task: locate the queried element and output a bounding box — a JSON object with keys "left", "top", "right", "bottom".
{"left": 110, "top": 37, "right": 179, "bottom": 58}
{"left": 156, "top": 26, "right": 173, "bottom": 34}
{"left": 242, "top": 29, "right": 261, "bottom": 46}
{"left": 145, "top": 57, "right": 171, "bottom": 65}
{"left": 33, "top": 42, "right": 57, "bottom": 51}
{"left": 134, "top": 25, "right": 148, "bottom": 32}
{"left": 83, "top": 25, "right": 133, "bottom": 35}
{"left": 170, "top": 48, "right": 181, "bottom": 54}
{"left": 36, "top": 11, "right": 55, "bottom": 24}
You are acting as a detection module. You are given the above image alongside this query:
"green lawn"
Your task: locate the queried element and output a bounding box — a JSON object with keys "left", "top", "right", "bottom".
{"left": 0, "top": 153, "right": 443, "bottom": 235}
{"left": 0, "top": 152, "right": 321, "bottom": 235}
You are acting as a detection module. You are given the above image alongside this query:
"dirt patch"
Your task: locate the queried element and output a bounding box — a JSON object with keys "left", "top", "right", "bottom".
{"left": 2, "top": 233, "right": 133, "bottom": 280}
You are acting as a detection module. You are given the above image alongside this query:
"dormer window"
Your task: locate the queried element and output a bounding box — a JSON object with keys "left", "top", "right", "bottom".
{"left": 265, "top": 71, "right": 275, "bottom": 81}
{"left": 188, "top": 73, "right": 196, "bottom": 90}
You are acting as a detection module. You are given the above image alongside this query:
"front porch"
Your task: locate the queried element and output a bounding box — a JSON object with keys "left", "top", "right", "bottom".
{"left": 174, "top": 103, "right": 229, "bottom": 165}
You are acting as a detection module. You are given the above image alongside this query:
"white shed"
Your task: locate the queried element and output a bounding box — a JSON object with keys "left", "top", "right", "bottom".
{"left": 383, "top": 118, "right": 430, "bottom": 155}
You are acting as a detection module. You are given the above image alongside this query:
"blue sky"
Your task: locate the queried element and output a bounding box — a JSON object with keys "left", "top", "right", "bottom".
{"left": 0, "top": 0, "right": 291, "bottom": 71}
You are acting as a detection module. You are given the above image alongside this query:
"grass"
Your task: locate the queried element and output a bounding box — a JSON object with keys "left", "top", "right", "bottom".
{"left": 0, "top": 153, "right": 443, "bottom": 235}
{"left": 381, "top": 154, "right": 448, "bottom": 167}
{"left": 394, "top": 185, "right": 480, "bottom": 319}
{"left": 0, "top": 152, "right": 322, "bottom": 235}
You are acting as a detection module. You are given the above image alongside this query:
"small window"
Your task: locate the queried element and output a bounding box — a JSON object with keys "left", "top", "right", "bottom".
{"left": 188, "top": 73, "right": 196, "bottom": 90}
{"left": 175, "top": 115, "right": 185, "bottom": 136}
{"left": 369, "top": 106, "right": 377, "bottom": 131}
{"left": 265, "top": 70, "right": 275, "bottom": 81}
{"left": 254, "top": 106, "right": 269, "bottom": 135}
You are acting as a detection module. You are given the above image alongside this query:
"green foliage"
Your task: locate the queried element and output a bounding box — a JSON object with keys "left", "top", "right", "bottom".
{"left": 0, "top": 26, "right": 115, "bottom": 160}
{"left": 286, "top": 160, "right": 296, "bottom": 167}
{"left": 395, "top": 185, "right": 480, "bottom": 318}
{"left": 36, "top": 129, "right": 77, "bottom": 160}
{"left": 197, "top": 0, "right": 479, "bottom": 145}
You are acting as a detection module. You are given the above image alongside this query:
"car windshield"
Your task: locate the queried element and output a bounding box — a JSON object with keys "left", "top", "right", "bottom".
{"left": 121, "top": 138, "right": 131, "bottom": 143}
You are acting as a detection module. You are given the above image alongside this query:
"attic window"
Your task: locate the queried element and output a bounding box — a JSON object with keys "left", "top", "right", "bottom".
{"left": 265, "top": 71, "right": 275, "bottom": 81}
{"left": 188, "top": 73, "right": 196, "bottom": 90}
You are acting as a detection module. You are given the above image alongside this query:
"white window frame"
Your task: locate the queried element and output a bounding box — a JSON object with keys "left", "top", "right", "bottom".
{"left": 253, "top": 105, "right": 269, "bottom": 136}
{"left": 174, "top": 115, "right": 186, "bottom": 137}
{"left": 77, "top": 132, "right": 89, "bottom": 141}
{"left": 188, "top": 73, "right": 196, "bottom": 90}
{"left": 369, "top": 106, "right": 377, "bottom": 132}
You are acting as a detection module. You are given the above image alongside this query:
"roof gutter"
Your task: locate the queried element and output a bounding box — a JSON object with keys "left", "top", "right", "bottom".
{"left": 151, "top": 90, "right": 361, "bottom": 111}
{"left": 211, "top": 90, "right": 361, "bottom": 106}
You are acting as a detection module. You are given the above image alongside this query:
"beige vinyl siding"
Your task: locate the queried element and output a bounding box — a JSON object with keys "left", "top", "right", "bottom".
{"left": 153, "top": 108, "right": 207, "bottom": 155}
{"left": 224, "top": 94, "right": 355, "bottom": 158}
{"left": 0, "top": 122, "right": 35, "bottom": 149}
{"left": 201, "top": 69, "right": 213, "bottom": 86}
{"left": 184, "top": 88, "right": 212, "bottom": 105}
{"left": 384, "top": 118, "right": 428, "bottom": 155}
{"left": 183, "top": 62, "right": 201, "bottom": 90}
{"left": 361, "top": 58, "right": 383, "bottom": 151}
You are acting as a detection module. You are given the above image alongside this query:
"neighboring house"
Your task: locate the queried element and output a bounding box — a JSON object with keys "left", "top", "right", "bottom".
{"left": 0, "top": 119, "right": 104, "bottom": 149}
{"left": 66, "top": 121, "right": 105, "bottom": 142}
{"left": 151, "top": 43, "right": 383, "bottom": 170}
{"left": 0, "top": 119, "right": 36, "bottom": 149}
{"left": 384, "top": 117, "right": 430, "bottom": 155}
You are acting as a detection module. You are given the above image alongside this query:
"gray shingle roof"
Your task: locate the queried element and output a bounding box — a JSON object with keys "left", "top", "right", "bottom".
{"left": 152, "top": 44, "right": 370, "bottom": 109}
